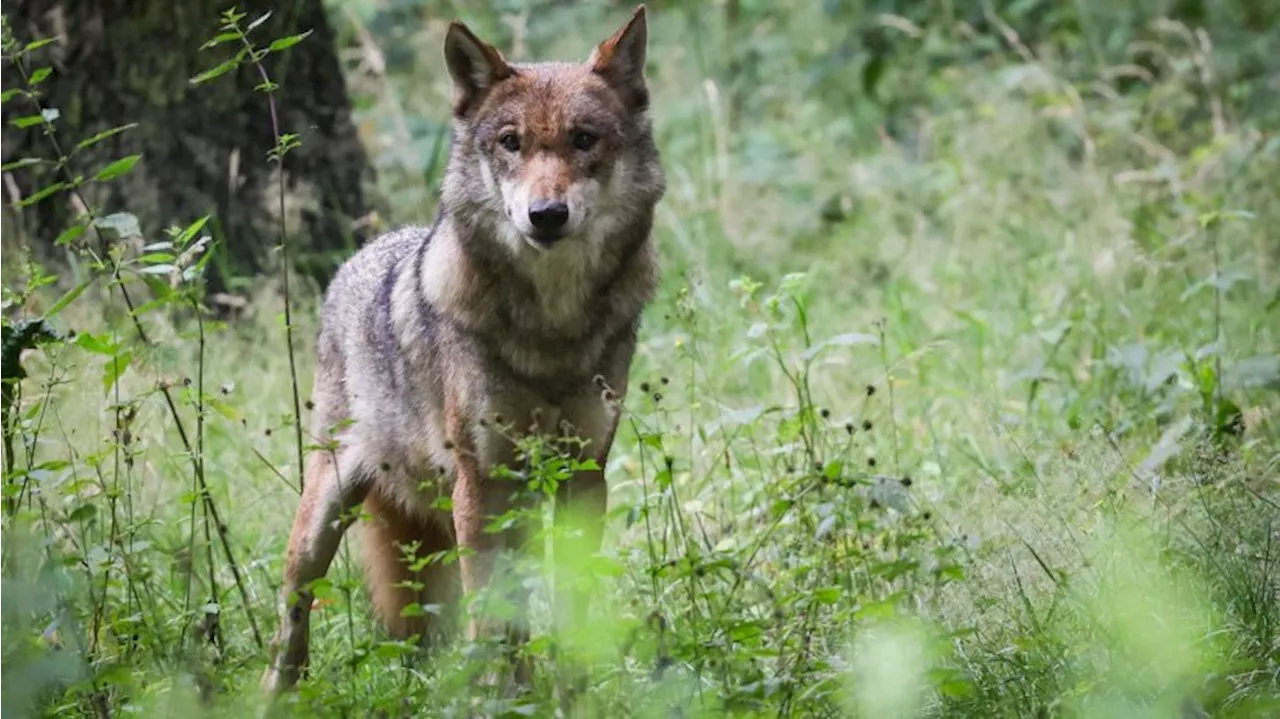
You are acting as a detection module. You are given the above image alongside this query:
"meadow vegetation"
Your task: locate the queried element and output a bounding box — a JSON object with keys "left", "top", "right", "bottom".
{"left": 2, "top": 1, "right": 1277, "bottom": 717}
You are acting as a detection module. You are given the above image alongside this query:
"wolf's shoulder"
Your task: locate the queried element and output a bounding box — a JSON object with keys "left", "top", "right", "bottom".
{"left": 318, "top": 223, "right": 437, "bottom": 335}
{"left": 333, "top": 225, "right": 435, "bottom": 288}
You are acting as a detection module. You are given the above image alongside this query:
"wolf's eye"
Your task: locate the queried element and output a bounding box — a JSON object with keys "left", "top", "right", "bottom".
{"left": 498, "top": 132, "right": 521, "bottom": 152}
{"left": 571, "top": 131, "right": 598, "bottom": 151}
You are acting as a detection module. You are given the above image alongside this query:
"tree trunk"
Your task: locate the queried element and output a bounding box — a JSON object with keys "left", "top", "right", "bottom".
{"left": 1, "top": 0, "right": 381, "bottom": 297}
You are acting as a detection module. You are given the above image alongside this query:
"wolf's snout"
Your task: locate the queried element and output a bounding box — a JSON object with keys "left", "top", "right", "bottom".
{"left": 528, "top": 199, "right": 570, "bottom": 235}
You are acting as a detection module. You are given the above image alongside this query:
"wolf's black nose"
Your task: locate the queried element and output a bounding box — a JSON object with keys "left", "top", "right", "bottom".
{"left": 528, "top": 200, "right": 570, "bottom": 232}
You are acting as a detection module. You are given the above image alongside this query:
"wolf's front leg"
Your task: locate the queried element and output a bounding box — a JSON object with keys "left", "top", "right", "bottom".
{"left": 449, "top": 441, "right": 539, "bottom": 687}
{"left": 262, "top": 450, "right": 371, "bottom": 695}
{"left": 551, "top": 389, "right": 619, "bottom": 700}
{"left": 446, "top": 394, "right": 549, "bottom": 689}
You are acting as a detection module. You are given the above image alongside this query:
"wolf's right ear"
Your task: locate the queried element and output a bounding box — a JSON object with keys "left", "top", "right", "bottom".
{"left": 590, "top": 5, "right": 650, "bottom": 111}
{"left": 444, "top": 21, "right": 513, "bottom": 117}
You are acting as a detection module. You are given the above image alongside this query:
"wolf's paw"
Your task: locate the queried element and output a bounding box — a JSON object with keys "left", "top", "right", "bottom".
{"left": 260, "top": 648, "right": 306, "bottom": 698}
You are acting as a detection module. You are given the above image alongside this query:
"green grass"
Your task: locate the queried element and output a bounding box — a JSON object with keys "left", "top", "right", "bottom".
{"left": 3, "top": 3, "right": 1279, "bottom": 717}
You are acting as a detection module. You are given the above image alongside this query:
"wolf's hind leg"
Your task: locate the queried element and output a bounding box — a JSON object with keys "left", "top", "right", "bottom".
{"left": 359, "top": 489, "right": 460, "bottom": 646}
{"left": 262, "top": 450, "right": 371, "bottom": 695}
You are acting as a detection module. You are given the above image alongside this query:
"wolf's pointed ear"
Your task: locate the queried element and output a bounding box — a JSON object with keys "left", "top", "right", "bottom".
{"left": 444, "top": 21, "right": 513, "bottom": 117}
{"left": 589, "top": 5, "right": 649, "bottom": 111}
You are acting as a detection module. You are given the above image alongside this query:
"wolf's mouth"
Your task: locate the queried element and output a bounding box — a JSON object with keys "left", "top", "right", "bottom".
{"left": 523, "top": 229, "right": 567, "bottom": 251}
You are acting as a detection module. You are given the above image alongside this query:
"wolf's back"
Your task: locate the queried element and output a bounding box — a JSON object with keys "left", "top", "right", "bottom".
{"left": 318, "top": 226, "right": 429, "bottom": 343}
{"left": 310, "top": 225, "right": 436, "bottom": 427}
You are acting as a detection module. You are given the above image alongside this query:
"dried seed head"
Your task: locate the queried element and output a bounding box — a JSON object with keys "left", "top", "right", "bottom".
{"left": 819, "top": 408, "right": 831, "bottom": 419}
{"left": 639, "top": 382, "right": 651, "bottom": 393}
{"left": 264, "top": 428, "right": 272, "bottom": 437}
{"left": 493, "top": 413, "right": 504, "bottom": 424}
{"left": 922, "top": 511, "right": 933, "bottom": 521}
{"left": 845, "top": 422, "right": 855, "bottom": 434}
{"left": 866, "top": 384, "right": 876, "bottom": 396}
{"left": 380, "top": 462, "right": 391, "bottom": 472}
{"left": 304, "top": 399, "right": 314, "bottom": 410}
{"left": 443, "top": 440, "right": 455, "bottom": 451}
{"left": 652, "top": 392, "right": 663, "bottom": 402}
{"left": 900, "top": 476, "right": 913, "bottom": 488}
{"left": 660, "top": 377, "right": 670, "bottom": 385}
{"left": 867, "top": 457, "right": 877, "bottom": 468}
{"left": 862, "top": 419, "right": 873, "bottom": 431}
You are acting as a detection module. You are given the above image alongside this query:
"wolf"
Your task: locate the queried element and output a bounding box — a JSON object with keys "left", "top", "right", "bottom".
{"left": 260, "top": 4, "right": 664, "bottom": 695}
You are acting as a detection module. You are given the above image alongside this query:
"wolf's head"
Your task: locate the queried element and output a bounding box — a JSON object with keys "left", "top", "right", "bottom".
{"left": 439, "top": 6, "right": 664, "bottom": 263}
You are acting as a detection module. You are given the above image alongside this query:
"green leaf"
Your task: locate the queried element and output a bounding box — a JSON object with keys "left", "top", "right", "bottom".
{"left": 0, "top": 88, "right": 22, "bottom": 103}
{"left": 190, "top": 55, "right": 243, "bottom": 86}
{"left": 373, "top": 641, "right": 414, "bottom": 659}
{"left": 75, "top": 332, "right": 118, "bottom": 355}
{"left": 17, "top": 181, "right": 66, "bottom": 207}
{"left": 176, "top": 215, "right": 211, "bottom": 247}
{"left": 139, "top": 264, "right": 176, "bottom": 275}
{"left": 200, "top": 31, "right": 242, "bottom": 49}
{"left": 306, "top": 577, "right": 335, "bottom": 599}
{"left": 75, "top": 123, "right": 138, "bottom": 152}
{"left": 728, "top": 621, "right": 763, "bottom": 642}
{"left": 44, "top": 279, "right": 93, "bottom": 318}
{"left": 10, "top": 114, "right": 47, "bottom": 129}
{"left": 0, "top": 157, "right": 44, "bottom": 172}
{"left": 54, "top": 223, "right": 87, "bottom": 246}
{"left": 29, "top": 67, "right": 52, "bottom": 85}
{"left": 814, "top": 586, "right": 842, "bottom": 604}
{"left": 23, "top": 38, "right": 56, "bottom": 53}
{"left": 268, "top": 30, "right": 312, "bottom": 52}
{"left": 103, "top": 351, "right": 133, "bottom": 394}
{"left": 207, "top": 398, "right": 242, "bottom": 422}
{"left": 95, "top": 212, "right": 142, "bottom": 239}
{"left": 93, "top": 155, "right": 142, "bottom": 182}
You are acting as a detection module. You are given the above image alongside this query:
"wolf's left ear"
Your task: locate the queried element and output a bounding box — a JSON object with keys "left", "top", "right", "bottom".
{"left": 590, "top": 5, "right": 649, "bottom": 111}
{"left": 444, "top": 21, "right": 514, "bottom": 117}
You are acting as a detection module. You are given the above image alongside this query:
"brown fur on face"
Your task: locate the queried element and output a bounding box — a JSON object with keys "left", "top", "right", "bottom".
{"left": 442, "top": 6, "right": 659, "bottom": 256}
{"left": 262, "top": 5, "right": 664, "bottom": 699}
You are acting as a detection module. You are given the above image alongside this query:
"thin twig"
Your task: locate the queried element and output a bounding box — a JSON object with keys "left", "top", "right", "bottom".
{"left": 236, "top": 26, "right": 307, "bottom": 494}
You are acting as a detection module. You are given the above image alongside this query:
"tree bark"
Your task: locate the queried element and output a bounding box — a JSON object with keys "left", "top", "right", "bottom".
{"left": 1, "top": 0, "right": 380, "bottom": 297}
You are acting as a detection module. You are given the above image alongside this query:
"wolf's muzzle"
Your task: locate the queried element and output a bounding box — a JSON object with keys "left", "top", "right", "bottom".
{"left": 528, "top": 199, "right": 570, "bottom": 244}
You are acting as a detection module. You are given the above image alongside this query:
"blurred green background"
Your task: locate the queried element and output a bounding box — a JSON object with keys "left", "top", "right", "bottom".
{"left": 2, "top": 1, "right": 1277, "bottom": 717}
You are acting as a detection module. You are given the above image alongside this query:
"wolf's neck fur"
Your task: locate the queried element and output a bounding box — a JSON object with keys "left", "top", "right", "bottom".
{"left": 417, "top": 212, "right": 640, "bottom": 338}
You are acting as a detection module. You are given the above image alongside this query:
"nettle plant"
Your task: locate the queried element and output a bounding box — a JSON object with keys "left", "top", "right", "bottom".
{"left": 560, "top": 272, "right": 975, "bottom": 713}
{"left": 1, "top": 9, "right": 312, "bottom": 714}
